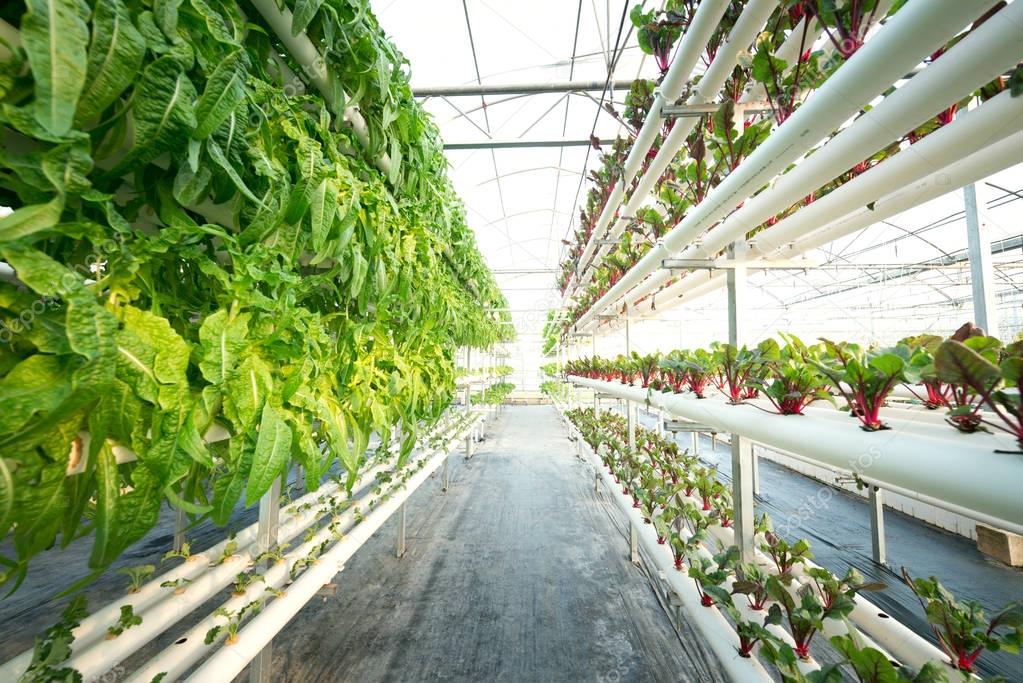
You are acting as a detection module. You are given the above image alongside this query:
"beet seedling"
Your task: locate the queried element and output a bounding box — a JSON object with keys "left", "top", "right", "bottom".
{"left": 106, "top": 605, "right": 142, "bottom": 639}
{"left": 813, "top": 340, "right": 907, "bottom": 431}
{"left": 205, "top": 600, "right": 264, "bottom": 646}
{"left": 687, "top": 545, "right": 738, "bottom": 607}
{"left": 719, "top": 597, "right": 783, "bottom": 658}
{"left": 765, "top": 578, "right": 826, "bottom": 660}
{"left": 903, "top": 568, "right": 1023, "bottom": 673}
{"left": 936, "top": 339, "right": 1023, "bottom": 448}
{"left": 732, "top": 562, "right": 772, "bottom": 611}
{"left": 118, "top": 564, "right": 155, "bottom": 594}
{"left": 806, "top": 566, "right": 884, "bottom": 612}
{"left": 761, "top": 532, "right": 813, "bottom": 579}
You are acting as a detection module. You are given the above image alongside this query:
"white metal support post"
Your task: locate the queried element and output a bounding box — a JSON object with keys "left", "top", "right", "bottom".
{"left": 869, "top": 486, "right": 887, "bottom": 565}
{"left": 624, "top": 316, "right": 641, "bottom": 563}
{"left": 964, "top": 181, "right": 999, "bottom": 337}
{"left": 625, "top": 317, "right": 636, "bottom": 454}
{"left": 250, "top": 476, "right": 282, "bottom": 683}
{"left": 727, "top": 241, "right": 755, "bottom": 563}
{"left": 442, "top": 454, "right": 450, "bottom": 492}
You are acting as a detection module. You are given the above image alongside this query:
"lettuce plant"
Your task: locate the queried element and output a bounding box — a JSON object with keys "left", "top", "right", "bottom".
{"left": 0, "top": 0, "right": 510, "bottom": 592}
{"left": 106, "top": 605, "right": 142, "bottom": 640}
{"left": 118, "top": 564, "right": 156, "bottom": 594}
{"left": 21, "top": 595, "right": 88, "bottom": 683}
{"left": 903, "top": 568, "right": 1023, "bottom": 673}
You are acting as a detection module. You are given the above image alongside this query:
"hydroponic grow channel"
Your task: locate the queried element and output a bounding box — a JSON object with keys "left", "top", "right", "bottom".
{"left": 1, "top": 0, "right": 1022, "bottom": 681}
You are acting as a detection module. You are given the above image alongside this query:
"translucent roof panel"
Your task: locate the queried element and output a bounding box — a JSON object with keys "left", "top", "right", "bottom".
{"left": 371, "top": 1, "right": 1023, "bottom": 387}
{"left": 372, "top": 0, "right": 654, "bottom": 388}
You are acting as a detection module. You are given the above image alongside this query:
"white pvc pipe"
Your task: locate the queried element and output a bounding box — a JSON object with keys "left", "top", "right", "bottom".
{"left": 572, "top": 0, "right": 777, "bottom": 296}
{"left": 59, "top": 424, "right": 460, "bottom": 683}
{"left": 752, "top": 89, "right": 1023, "bottom": 255}
{"left": 563, "top": 401, "right": 958, "bottom": 674}
{"left": 122, "top": 431, "right": 465, "bottom": 683}
{"left": 776, "top": 128, "right": 1023, "bottom": 258}
{"left": 645, "top": 114, "right": 1023, "bottom": 316}
{"left": 0, "top": 416, "right": 460, "bottom": 681}
{"left": 693, "top": 2, "right": 1023, "bottom": 260}
{"left": 573, "top": 0, "right": 1002, "bottom": 332}
{"left": 565, "top": 0, "right": 731, "bottom": 305}
{"left": 183, "top": 418, "right": 482, "bottom": 682}
{"left": 569, "top": 377, "right": 1023, "bottom": 534}
{"left": 589, "top": 6, "right": 1022, "bottom": 326}
{"left": 573, "top": 436, "right": 774, "bottom": 679}
{"left": 247, "top": 0, "right": 392, "bottom": 176}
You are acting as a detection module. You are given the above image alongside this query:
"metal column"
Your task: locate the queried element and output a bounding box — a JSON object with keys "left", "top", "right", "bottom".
{"left": 964, "top": 182, "right": 999, "bottom": 336}
{"left": 442, "top": 456, "right": 450, "bottom": 492}
{"left": 630, "top": 522, "right": 640, "bottom": 564}
{"left": 625, "top": 317, "right": 636, "bottom": 453}
{"left": 732, "top": 438, "right": 755, "bottom": 563}
{"left": 250, "top": 476, "right": 282, "bottom": 683}
{"left": 727, "top": 242, "right": 754, "bottom": 562}
{"left": 869, "top": 486, "right": 887, "bottom": 565}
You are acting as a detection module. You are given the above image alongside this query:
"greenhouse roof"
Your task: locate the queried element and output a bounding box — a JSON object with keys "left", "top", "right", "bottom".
{"left": 371, "top": 1, "right": 1023, "bottom": 350}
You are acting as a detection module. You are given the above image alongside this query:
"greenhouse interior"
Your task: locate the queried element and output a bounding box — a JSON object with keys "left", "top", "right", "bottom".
{"left": 1, "top": 0, "right": 1022, "bottom": 681}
